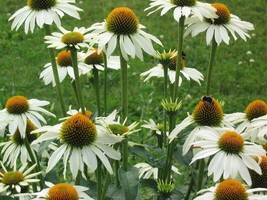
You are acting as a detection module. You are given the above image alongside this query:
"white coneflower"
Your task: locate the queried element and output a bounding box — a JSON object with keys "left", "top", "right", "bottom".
{"left": 87, "top": 7, "right": 162, "bottom": 61}
{"left": 9, "top": 0, "right": 82, "bottom": 33}
{"left": 184, "top": 3, "right": 254, "bottom": 45}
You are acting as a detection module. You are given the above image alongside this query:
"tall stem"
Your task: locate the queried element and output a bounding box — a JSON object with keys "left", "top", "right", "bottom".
{"left": 103, "top": 54, "right": 108, "bottom": 116}
{"left": 163, "top": 64, "right": 168, "bottom": 143}
{"left": 97, "top": 163, "right": 102, "bottom": 200}
{"left": 93, "top": 67, "right": 101, "bottom": 114}
{"left": 70, "top": 48, "right": 86, "bottom": 115}
{"left": 173, "top": 16, "right": 185, "bottom": 100}
{"left": 24, "top": 137, "right": 44, "bottom": 189}
{"left": 43, "top": 25, "right": 66, "bottom": 116}
{"left": 119, "top": 49, "right": 128, "bottom": 171}
{"left": 206, "top": 38, "right": 218, "bottom": 95}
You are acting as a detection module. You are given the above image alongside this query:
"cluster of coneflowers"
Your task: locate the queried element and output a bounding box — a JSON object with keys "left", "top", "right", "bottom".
{"left": 0, "top": 0, "right": 266, "bottom": 199}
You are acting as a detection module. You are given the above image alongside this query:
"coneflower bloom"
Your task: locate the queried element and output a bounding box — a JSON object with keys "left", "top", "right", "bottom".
{"left": 0, "top": 162, "right": 40, "bottom": 196}
{"left": 87, "top": 7, "right": 162, "bottom": 61}
{"left": 44, "top": 26, "right": 92, "bottom": 50}
{"left": 194, "top": 179, "right": 267, "bottom": 200}
{"left": 9, "top": 0, "right": 82, "bottom": 33}
{"left": 23, "top": 182, "right": 94, "bottom": 200}
{"left": 32, "top": 113, "right": 122, "bottom": 179}
{"left": 191, "top": 128, "right": 266, "bottom": 185}
{"left": 96, "top": 110, "right": 139, "bottom": 138}
{"left": 225, "top": 100, "right": 267, "bottom": 142}
{"left": 0, "top": 96, "right": 55, "bottom": 138}
{"left": 249, "top": 155, "right": 267, "bottom": 189}
{"left": 140, "top": 51, "right": 203, "bottom": 86}
{"left": 40, "top": 50, "right": 92, "bottom": 86}
{"left": 184, "top": 3, "right": 254, "bottom": 45}
{"left": 168, "top": 96, "right": 233, "bottom": 155}
{"left": 145, "top": 0, "right": 218, "bottom": 22}
{"left": 79, "top": 48, "right": 122, "bottom": 71}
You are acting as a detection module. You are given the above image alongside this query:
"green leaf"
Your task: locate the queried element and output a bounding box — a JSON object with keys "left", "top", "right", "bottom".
{"left": 118, "top": 167, "right": 140, "bottom": 200}
{"left": 0, "top": 196, "right": 14, "bottom": 200}
{"left": 173, "top": 144, "right": 193, "bottom": 166}
{"left": 44, "top": 169, "right": 60, "bottom": 184}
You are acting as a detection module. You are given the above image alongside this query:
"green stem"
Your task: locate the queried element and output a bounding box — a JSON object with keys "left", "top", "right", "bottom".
{"left": 206, "top": 38, "right": 218, "bottom": 95}
{"left": 119, "top": 49, "right": 128, "bottom": 171}
{"left": 43, "top": 25, "right": 66, "bottom": 116}
{"left": 24, "top": 137, "right": 44, "bottom": 189}
{"left": 93, "top": 67, "right": 101, "bottom": 114}
{"left": 173, "top": 16, "right": 185, "bottom": 100}
{"left": 97, "top": 163, "right": 102, "bottom": 200}
{"left": 197, "top": 159, "right": 206, "bottom": 192}
{"left": 115, "top": 160, "right": 120, "bottom": 187}
{"left": 71, "top": 80, "right": 80, "bottom": 105}
{"left": 184, "top": 171, "right": 195, "bottom": 200}
{"left": 75, "top": 171, "right": 81, "bottom": 185}
{"left": 100, "top": 172, "right": 111, "bottom": 200}
{"left": 103, "top": 54, "right": 108, "bottom": 116}
{"left": 70, "top": 47, "right": 86, "bottom": 115}
{"left": 163, "top": 64, "right": 168, "bottom": 144}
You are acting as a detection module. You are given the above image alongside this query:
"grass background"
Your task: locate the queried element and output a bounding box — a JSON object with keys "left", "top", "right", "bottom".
{"left": 0, "top": 0, "right": 266, "bottom": 121}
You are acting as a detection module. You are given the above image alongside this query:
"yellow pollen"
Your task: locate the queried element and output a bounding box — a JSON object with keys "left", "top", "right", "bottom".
{"left": 109, "top": 124, "right": 129, "bottom": 135}
{"left": 2, "top": 171, "right": 24, "bottom": 185}
{"left": 6, "top": 95, "right": 29, "bottom": 115}
{"left": 245, "top": 100, "right": 267, "bottom": 121}
{"left": 47, "top": 183, "right": 79, "bottom": 200}
{"left": 171, "top": 0, "right": 196, "bottom": 7}
{"left": 192, "top": 96, "right": 223, "bottom": 126}
{"left": 61, "top": 32, "right": 84, "bottom": 45}
{"left": 12, "top": 120, "right": 37, "bottom": 145}
{"left": 57, "top": 50, "right": 72, "bottom": 67}
{"left": 60, "top": 113, "right": 97, "bottom": 147}
{"left": 214, "top": 179, "right": 248, "bottom": 200}
{"left": 106, "top": 7, "right": 139, "bottom": 35}
{"left": 84, "top": 49, "right": 104, "bottom": 65}
{"left": 27, "top": 0, "right": 56, "bottom": 10}
{"left": 211, "top": 3, "right": 231, "bottom": 25}
{"left": 218, "top": 131, "right": 244, "bottom": 154}
{"left": 250, "top": 156, "right": 267, "bottom": 188}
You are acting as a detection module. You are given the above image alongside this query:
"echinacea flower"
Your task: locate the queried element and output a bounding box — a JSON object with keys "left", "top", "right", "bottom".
{"left": 191, "top": 128, "right": 266, "bottom": 185}
{"left": 135, "top": 162, "right": 180, "bottom": 179}
{"left": 225, "top": 100, "right": 267, "bottom": 142}
{"left": 9, "top": 0, "right": 82, "bottom": 33}
{"left": 87, "top": 7, "right": 162, "bottom": 61}
{"left": 32, "top": 113, "right": 122, "bottom": 179}
{"left": 0, "top": 120, "right": 37, "bottom": 167}
{"left": 142, "top": 119, "right": 165, "bottom": 136}
{"left": 79, "top": 48, "right": 122, "bottom": 70}
{"left": 40, "top": 50, "right": 92, "bottom": 86}
{"left": 168, "top": 96, "right": 233, "bottom": 155}
{"left": 0, "top": 162, "right": 40, "bottom": 196}
{"left": 140, "top": 51, "right": 203, "bottom": 85}
{"left": 44, "top": 26, "right": 92, "bottom": 50}
{"left": 145, "top": 0, "right": 218, "bottom": 22}
{"left": 184, "top": 3, "right": 254, "bottom": 45}
{"left": 0, "top": 96, "right": 55, "bottom": 138}
{"left": 194, "top": 179, "right": 267, "bottom": 200}
{"left": 96, "top": 110, "right": 139, "bottom": 137}
{"left": 21, "top": 182, "right": 93, "bottom": 200}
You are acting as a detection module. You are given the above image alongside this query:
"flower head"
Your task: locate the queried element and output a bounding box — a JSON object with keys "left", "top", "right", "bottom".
{"left": 145, "top": 0, "right": 218, "bottom": 22}
{"left": 27, "top": 182, "right": 93, "bottom": 200}
{"left": 168, "top": 96, "right": 232, "bottom": 155}
{"left": 141, "top": 51, "right": 203, "bottom": 85}
{"left": 9, "top": 0, "right": 82, "bottom": 33}
{"left": 0, "top": 96, "right": 55, "bottom": 138}
{"left": 88, "top": 7, "right": 162, "bottom": 61}
{"left": 79, "top": 48, "right": 122, "bottom": 71}
{"left": 40, "top": 50, "right": 92, "bottom": 86}
{"left": 185, "top": 3, "right": 254, "bottom": 45}
{"left": 194, "top": 179, "right": 267, "bottom": 200}
{"left": 225, "top": 100, "right": 267, "bottom": 142}
{"left": 249, "top": 155, "right": 267, "bottom": 189}
{"left": 32, "top": 113, "right": 122, "bottom": 179}
{"left": 45, "top": 27, "right": 92, "bottom": 50}
{"left": 191, "top": 128, "right": 266, "bottom": 185}
{"left": 0, "top": 120, "right": 37, "bottom": 167}
{"left": 0, "top": 162, "right": 40, "bottom": 196}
